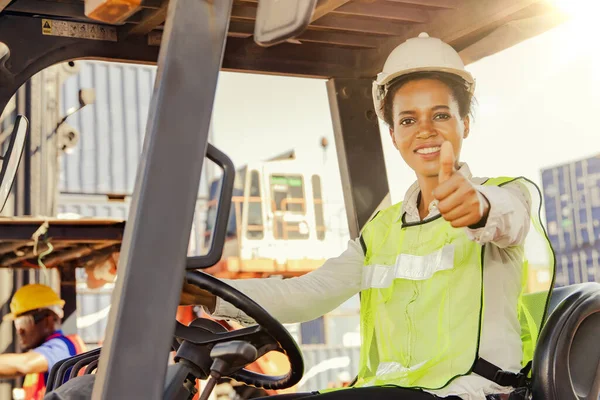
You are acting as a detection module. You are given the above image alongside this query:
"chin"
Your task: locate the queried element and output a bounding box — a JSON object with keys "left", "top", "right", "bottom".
{"left": 415, "top": 167, "right": 440, "bottom": 179}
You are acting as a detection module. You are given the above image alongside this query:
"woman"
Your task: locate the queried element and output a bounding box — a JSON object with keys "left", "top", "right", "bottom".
{"left": 182, "top": 33, "right": 552, "bottom": 400}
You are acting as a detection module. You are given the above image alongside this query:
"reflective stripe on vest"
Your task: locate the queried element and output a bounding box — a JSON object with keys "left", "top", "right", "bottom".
{"left": 22, "top": 333, "right": 87, "bottom": 400}
{"left": 355, "top": 177, "right": 555, "bottom": 390}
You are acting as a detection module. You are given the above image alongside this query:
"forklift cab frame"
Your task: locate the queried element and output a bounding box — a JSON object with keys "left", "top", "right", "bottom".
{"left": 0, "top": 0, "right": 599, "bottom": 399}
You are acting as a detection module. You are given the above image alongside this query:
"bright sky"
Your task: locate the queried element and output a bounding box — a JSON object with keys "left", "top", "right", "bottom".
{"left": 211, "top": 17, "right": 600, "bottom": 213}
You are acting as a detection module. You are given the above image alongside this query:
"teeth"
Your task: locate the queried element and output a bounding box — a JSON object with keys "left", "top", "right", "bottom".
{"left": 416, "top": 146, "right": 440, "bottom": 154}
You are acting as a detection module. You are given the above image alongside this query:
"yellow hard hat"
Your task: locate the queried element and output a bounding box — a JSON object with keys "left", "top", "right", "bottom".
{"left": 3, "top": 284, "right": 65, "bottom": 321}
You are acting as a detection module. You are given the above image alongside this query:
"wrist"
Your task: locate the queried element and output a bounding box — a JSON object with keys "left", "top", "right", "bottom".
{"left": 469, "top": 191, "right": 490, "bottom": 229}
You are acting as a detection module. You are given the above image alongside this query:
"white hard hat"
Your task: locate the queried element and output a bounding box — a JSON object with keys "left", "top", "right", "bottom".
{"left": 372, "top": 32, "right": 475, "bottom": 121}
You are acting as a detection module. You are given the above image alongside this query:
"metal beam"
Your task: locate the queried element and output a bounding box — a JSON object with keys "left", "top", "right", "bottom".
{"left": 327, "top": 78, "right": 390, "bottom": 239}
{"left": 91, "top": 0, "right": 233, "bottom": 398}
{"left": 222, "top": 36, "right": 361, "bottom": 78}
{"left": 392, "top": 0, "right": 544, "bottom": 49}
{"left": 0, "top": 221, "right": 124, "bottom": 241}
{"left": 332, "top": 1, "right": 430, "bottom": 23}
{"left": 59, "top": 267, "right": 77, "bottom": 335}
{"left": 311, "top": 14, "right": 410, "bottom": 35}
{"left": 311, "top": 0, "right": 351, "bottom": 22}
{"left": 385, "top": 0, "right": 460, "bottom": 9}
{"left": 299, "top": 29, "right": 383, "bottom": 49}
{"left": 123, "top": 0, "right": 170, "bottom": 36}
{"left": 227, "top": 20, "right": 383, "bottom": 48}
{"left": 458, "top": 12, "right": 567, "bottom": 65}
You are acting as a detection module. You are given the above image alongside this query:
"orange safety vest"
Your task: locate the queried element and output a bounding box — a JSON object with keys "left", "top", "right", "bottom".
{"left": 22, "top": 332, "right": 86, "bottom": 400}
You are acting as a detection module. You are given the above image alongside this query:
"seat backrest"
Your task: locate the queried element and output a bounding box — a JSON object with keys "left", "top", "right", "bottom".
{"left": 531, "top": 283, "right": 600, "bottom": 400}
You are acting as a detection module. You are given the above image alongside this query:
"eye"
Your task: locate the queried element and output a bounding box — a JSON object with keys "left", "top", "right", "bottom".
{"left": 399, "top": 118, "right": 415, "bottom": 126}
{"left": 433, "top": 113, "right": 451, "bottom": 121}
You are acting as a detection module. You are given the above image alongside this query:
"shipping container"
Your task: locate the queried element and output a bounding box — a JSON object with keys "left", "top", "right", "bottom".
{"left": 60, "top": 61, "right": 157, "bottom": 195}
{"left": 541, "top": 155, "right": 600, "bottom": 255}
{"left": 553, "top": 246, "right": 600, "bottom": 288}
{"left": 76, "top": 285, "right": 113, "bottom": 346}
{"left": 59, "top": 61, "right": 212, "bottom": 197}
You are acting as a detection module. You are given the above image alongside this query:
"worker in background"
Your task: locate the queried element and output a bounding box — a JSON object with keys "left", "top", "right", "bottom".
{"left": 0, "top": 284, "right": 86, "bottom": 400}
{"left": 182, "top": 33, "right": 554, "bottom": 400}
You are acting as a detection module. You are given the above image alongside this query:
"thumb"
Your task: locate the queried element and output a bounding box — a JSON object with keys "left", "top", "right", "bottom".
{"left": 438, "top": 141, "right": 456, "bottom": 183}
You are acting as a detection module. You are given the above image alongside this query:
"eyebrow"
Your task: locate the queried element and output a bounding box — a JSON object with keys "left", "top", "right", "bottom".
{"left": 397, "top": 105, "right": 450, "bottom": 117}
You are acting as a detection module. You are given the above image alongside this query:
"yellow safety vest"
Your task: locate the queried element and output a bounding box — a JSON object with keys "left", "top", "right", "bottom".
{"left": 354, "top": 177, "right": 555, "bottom": 390}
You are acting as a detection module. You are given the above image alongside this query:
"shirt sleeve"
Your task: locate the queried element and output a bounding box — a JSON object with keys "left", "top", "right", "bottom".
{"left": 465, "top": 180, "right": 532, "bottom": 248}
{"left": 31, "top": 338, "right": 73, "bottom": 373}
{"left": 210, "top": 239, "right": 364, "bottom": 325}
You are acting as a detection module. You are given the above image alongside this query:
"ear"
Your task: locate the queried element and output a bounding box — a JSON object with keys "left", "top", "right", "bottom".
{"left": 43, "top": 313, "right": 59, "bottom": 333}
{"left": 462, "top": 116, "right": 471, "bottom": 139}
{"left": 389, "top": 127, "right": 399, "bottom": 150}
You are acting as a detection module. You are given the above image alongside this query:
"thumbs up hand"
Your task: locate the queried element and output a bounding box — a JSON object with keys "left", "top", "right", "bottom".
{"left": 433, "top": 142, "right": 490, "bottom": 228}
{"left": 438, "top": 141, "right": 456, "bottom": 184}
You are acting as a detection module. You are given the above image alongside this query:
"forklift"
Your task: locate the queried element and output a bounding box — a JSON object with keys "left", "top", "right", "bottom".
{"left": 1, "top": 1, "right": 599, "bottom": 399}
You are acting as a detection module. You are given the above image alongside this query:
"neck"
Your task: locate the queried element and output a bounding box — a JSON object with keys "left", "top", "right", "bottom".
{"left": 417, "top": 175, "right": 439, "bottom": 219}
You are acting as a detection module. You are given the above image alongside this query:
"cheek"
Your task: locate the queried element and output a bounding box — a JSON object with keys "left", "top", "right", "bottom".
{"left": 395, "top": 133, "right": 413, "bottom": 154}
{"left": 450, "top": 119, "right": 465, "bottom": 137}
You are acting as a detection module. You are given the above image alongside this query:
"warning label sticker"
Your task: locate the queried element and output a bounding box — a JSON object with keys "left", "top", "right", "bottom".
{"left": 41, "top": 19, "right": 118, "bottom": 42}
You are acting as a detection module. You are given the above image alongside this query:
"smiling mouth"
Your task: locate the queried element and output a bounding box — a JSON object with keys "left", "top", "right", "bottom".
{"left": 415, "top": 146, "right": 441, "bottom": 155}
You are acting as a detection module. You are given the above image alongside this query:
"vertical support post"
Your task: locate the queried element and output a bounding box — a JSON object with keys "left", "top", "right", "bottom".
{"left": 92, "top": 0, "right": 232, "bottom": 398}
{"left": 59, "top": 268, "right": 77, "bottom": 335}
{"left": 15, "top": 83, "right": 31, "bottom": 216}
{"left": 326, "top": 78, "right": 390, "bottom": 239}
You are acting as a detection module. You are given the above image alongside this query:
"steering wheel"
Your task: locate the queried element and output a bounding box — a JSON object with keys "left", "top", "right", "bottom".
{"left": 174, "top": 270, "right": 304, "bottom": 390}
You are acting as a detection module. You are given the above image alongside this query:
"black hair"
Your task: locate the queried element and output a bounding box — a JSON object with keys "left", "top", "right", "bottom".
{"left": 382, "top": 71, "right": 475, "bottom": 127}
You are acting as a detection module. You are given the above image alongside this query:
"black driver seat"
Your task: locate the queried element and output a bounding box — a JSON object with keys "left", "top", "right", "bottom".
{"left": 531, "top": 282, "right": 600, "bottom": 400}
{"left": 44, "top": 361, "right": 196, "bottom": 399}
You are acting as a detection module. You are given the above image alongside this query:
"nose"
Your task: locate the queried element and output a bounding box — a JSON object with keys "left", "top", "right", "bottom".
{"left": 416, "top": 119, "right": 436, "bottom": 139}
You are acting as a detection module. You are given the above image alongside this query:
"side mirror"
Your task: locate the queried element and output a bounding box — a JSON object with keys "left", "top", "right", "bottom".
{"left": 253, "top": 0, "right": 317, "bottom": 47}
{"left": 0, "top": 115, "right": 28, "bottom": 213}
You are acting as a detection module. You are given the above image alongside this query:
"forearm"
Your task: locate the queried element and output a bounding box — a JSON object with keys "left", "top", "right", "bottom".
{"left": 466, "top": 181, "right": 532, "bottom": 248}
{"left": 0, "top": 352, "right": 47, "bottom": 377}
{"left": 211, "top": 240, "right": 364, "bottom": 325}
{"left": 215, "top": 272, "right": 359, "bottom": 325}
{"left": 0, "top": 353, "right": 22, "bottom": 377}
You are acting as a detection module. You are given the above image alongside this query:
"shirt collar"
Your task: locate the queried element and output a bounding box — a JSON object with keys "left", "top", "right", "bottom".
{"left": 45, "top": 330, "right": 64, "bottom": 342}
{"left": 396, "top": 162, "right": 473, "bottom": 223}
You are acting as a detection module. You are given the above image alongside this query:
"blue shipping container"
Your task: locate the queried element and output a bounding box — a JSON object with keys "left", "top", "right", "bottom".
{"left": 554, "top": 247, "right": 600, "bottom": 288}
{"left": 541, "top": 155, "right": 600, "bottom": 255}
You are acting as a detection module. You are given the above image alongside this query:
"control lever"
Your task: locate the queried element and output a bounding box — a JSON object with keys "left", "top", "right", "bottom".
{"left": 199, "top": 341, "right": 258, "bottom": 400}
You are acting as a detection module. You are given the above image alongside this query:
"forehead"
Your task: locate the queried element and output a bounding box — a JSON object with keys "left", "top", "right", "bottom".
{"left": 392, "top": 79, "right": 458, "bottom": 110}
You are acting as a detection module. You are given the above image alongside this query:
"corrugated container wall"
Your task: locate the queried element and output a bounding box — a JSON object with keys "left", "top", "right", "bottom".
{"left": 60, "top": 61, "right": 156, "bottom": 195}
{"left": 60, "top": 60, "right": 212, "bottom": 196}
{"left": 542, "top": 155, "right": 600, "bottom": 286}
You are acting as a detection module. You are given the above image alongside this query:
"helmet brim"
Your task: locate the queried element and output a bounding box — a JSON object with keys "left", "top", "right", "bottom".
{"left": 4, "top": 300, "right": 66, "bottom": 321}
{"left": 376, "top": 66, "right": 475, "bottom": 93}
{"left": 372, "top": 66, "right": 476, "bottom": 122}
